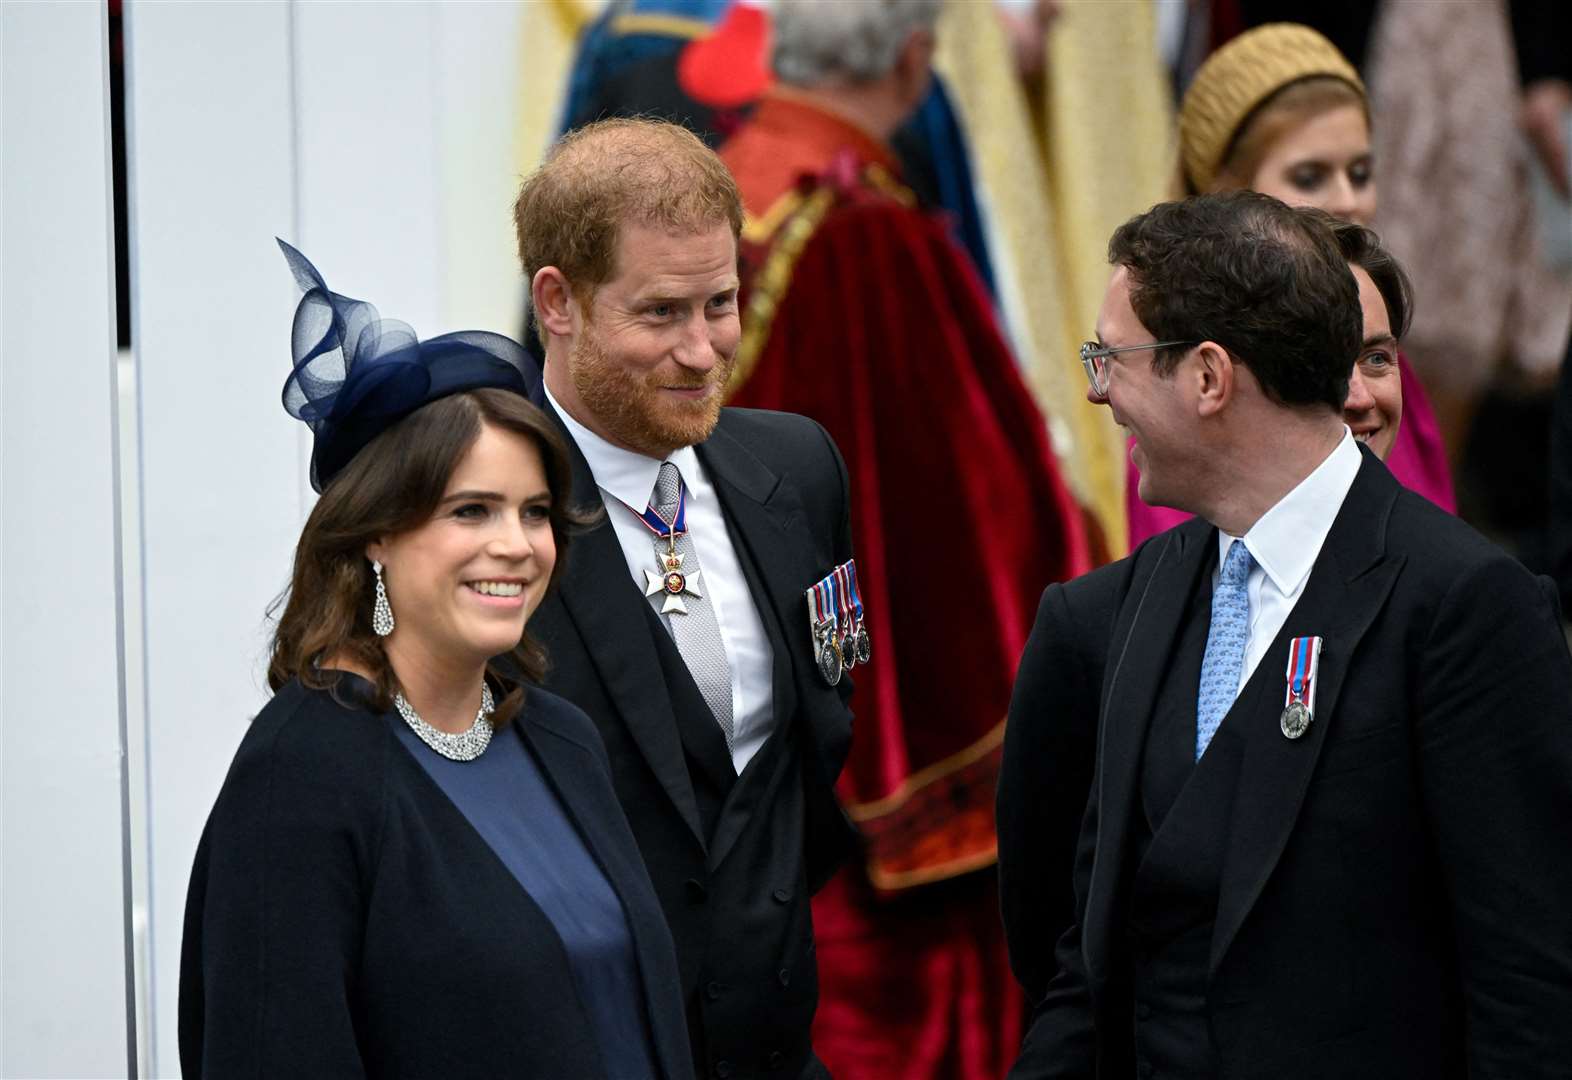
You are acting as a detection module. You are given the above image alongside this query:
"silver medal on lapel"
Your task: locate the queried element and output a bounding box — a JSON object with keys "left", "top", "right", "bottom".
{"left": 1280, "top": 635, "right": 1323, "bottom": 740}
{"left": 842, "top": 560, "right": 871, "bottom": 664}
{"left": 806, "top": 575, "right": 843, "bottom": 686}
{"left": 816, "top": 620, "right": 844, "bottom": 686}
{"left": 807, "top": 561, "right": 869, "bottom": 688}
{"left": 1280, "top": 700, "right": 1311, "bottom": 739}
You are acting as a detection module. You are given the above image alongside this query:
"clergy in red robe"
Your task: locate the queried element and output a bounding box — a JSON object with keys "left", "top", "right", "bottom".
{"left": 719, "top": 4, "right": 1089, "bottom": 1076}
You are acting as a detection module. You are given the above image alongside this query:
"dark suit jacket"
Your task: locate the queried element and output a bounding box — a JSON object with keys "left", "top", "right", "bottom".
{"left": 1000, "top": 449, "right": 1572, "bottom": 1078}
{"left": 530, "top": 403, "right": 858, "bottom": 1080}
{"left": 997, "top": 557, "right": 1121, "bottom": 1005}
{"left": 180, "top": 678, "right": 692, "bottom": 1079}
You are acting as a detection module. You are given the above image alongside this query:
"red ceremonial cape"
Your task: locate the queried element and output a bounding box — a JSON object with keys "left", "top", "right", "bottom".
{"left": 721, "top": 92, "right": 1089, "bottom": 1079}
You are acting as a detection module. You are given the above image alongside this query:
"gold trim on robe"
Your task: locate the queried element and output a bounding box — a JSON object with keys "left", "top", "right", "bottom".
{"left": 844, "top": 721, "right": 1007, "bottom": 890}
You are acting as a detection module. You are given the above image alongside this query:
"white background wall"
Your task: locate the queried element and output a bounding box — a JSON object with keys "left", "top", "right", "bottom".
{"left": 4, "top": 2, "right": 532, "bottom": 1075}
{"left": 123, "top": 6, "right": 308, "bottom": 1074}
{"left": 1, "top": 3, "right": 135, "bottom": 1077}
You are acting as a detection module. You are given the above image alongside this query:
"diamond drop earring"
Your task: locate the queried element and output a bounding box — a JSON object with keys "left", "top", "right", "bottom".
{"left": 371, "top": 559, "right": 395, "bottom": 637}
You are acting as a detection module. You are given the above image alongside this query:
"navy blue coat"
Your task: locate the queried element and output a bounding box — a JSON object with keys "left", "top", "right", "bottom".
{"left": 180, "top": 678, "right": 692, "bottom": 1079}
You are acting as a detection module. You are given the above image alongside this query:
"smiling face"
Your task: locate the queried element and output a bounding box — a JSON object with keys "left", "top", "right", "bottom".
{"left": 1343, "top": 263, "right": 1403, "bottom": 458}
{"left": 1092, "top": 266, "right": 1200, "bottom": 510}
{"left": 554, "top": 221, "right": 741, "bottom": 458}
{"left": 369, "top": 422, "right": 556, "bottom": 674}
{"left": 1247, "top": 104, "right": 1376, "bottom": 225}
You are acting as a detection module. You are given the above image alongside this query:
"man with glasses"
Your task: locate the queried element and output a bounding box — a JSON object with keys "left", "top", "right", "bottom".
{"left": 998, "top": 191, "right": 1572, "bottom": 1078}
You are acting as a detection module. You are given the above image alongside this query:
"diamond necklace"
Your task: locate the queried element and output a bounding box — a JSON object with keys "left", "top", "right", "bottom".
{"left": 394, "top": 683, "right": 495, "bottom": 761}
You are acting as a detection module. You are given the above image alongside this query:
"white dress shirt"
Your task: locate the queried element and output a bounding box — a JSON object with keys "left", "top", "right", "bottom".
{"left": 546, "top": 385, "right": 776, "bottom": 773}
{"left": 1216, "top": 428, "right": 1362, "bottom": 695}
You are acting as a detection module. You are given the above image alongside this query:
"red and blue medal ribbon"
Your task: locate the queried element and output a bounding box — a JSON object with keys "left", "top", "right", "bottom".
{"left": 1282, "top": 635, "right": 1323, "bottom": 711}
{"left": 808, "top": 577, "right": 838, "bottom": 634}
{"left": 843, "top": 561, "right": 865, "bottom": 625}
{"left": 827, "top": 564, "right": 855, "bottom": 664}
{"left": 832, "top": 564, "right": 852, "bottom": 627}
{"left": 832, "top": 563, "right": 858, "bottom": 658}
{"left": 804, "top": 559, "right": 869, "bottom": 684}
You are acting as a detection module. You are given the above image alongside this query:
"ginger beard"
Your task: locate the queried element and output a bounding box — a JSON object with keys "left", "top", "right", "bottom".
{"left": 568, "top": 316, "right": 736, "bottom": 458}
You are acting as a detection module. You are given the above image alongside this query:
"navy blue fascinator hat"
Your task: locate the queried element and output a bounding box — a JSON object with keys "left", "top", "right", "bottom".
{"left": 277, "top": 239, "right": 537, "bottom": 492}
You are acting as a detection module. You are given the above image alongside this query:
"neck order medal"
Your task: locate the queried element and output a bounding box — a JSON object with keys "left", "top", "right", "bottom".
{"left": 646, "top": 537, "right": 704, "bottom": 615}
{"left": 632, "top": 478, "right": 704, "bottom": 615}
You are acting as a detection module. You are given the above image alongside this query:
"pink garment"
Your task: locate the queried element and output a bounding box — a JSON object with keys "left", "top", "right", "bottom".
{"left": 1386, "top": 352, "right": 1457, "bottom": 513}
{"left": 1124, "top": 353, "right": 1457, "bottom": 549}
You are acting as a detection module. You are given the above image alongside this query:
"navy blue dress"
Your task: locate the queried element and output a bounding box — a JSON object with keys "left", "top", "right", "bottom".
{"left": 395, "top": 718, "right": 659, "bottom": 1079}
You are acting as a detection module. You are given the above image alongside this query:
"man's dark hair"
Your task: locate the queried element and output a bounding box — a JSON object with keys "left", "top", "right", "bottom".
{"left": 1327, "top": 216, "right": 1414, "bottom": 341}
{"left": 1107, "top": 191, "right": 1361, "bottom": 411}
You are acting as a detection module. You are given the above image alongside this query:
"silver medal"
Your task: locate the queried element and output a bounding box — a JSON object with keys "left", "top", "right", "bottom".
{"left": 817, "top": 629, "right": 843, "bottom": 686}
{"left": 1280, "top": 700, "right": 1311, "bottom": 739}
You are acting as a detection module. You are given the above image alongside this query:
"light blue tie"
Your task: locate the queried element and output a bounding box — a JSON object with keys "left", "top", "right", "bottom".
{"left": 1196, "top": 540, "right": 1255, "bottom": 760}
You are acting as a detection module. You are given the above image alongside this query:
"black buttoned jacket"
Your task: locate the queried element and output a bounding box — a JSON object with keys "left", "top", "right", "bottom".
{"left": 531, "top": 403, "right": 858, "bottom": 1080}
{"left": 999, "top": 448, "right": 1572, "bottom": 1078}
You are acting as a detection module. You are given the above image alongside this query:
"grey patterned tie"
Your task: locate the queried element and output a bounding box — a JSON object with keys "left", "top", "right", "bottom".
{"left": 651, "top": 462, "right": 735, "bottom": 751}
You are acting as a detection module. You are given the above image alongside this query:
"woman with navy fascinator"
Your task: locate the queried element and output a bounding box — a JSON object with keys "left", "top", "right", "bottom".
{"left": 178, "top": 241, "right": 692, "bottom": 1079}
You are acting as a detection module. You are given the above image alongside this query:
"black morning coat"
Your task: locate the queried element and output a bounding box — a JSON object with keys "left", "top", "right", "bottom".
{"left": 179, "top": 679, "right": 694, "bottom": 1079}
{"left": 529, "top": 401, "right": 859, "bottom": 1080}
{"left": 998, "top": 446, "right": 1572, "bottom": 1079}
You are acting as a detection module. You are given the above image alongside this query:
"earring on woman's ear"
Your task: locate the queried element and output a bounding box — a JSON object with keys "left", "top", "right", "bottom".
{"left": 371, "top": 559, "right": 395, "bottom": 637}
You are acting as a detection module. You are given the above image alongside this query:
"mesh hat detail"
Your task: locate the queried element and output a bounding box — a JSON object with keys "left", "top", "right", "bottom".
{"left": 275, "top": 239, "right": 536, "bottom": 492}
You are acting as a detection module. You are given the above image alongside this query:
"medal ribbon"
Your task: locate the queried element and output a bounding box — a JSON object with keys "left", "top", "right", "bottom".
{"left": 843, "top": 561, "right": 865, "bottom": 625}
{"left": 1282, "top": 636, "right": 1320, "bottom": 708}
{"left": 619, "top": 479, "right": 687, "bottom": 539}
{"left": 832, "top": 563, "right": 858, "bottom": 634}
{"left": 828, "top": 566, "right": 847, "bottom": 634}
{"left": 809, "top": 578, "right": 836, "bottom": 631}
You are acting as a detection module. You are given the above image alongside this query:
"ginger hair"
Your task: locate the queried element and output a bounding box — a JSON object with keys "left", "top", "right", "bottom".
{"left": 513, "top": 118, "right": 743, "bottom": 343}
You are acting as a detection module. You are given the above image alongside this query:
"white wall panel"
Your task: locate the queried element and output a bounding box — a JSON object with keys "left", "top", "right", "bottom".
{"left": 292, "top": 1, "right": 443, "bottom": 331}
{"left": 435, "top": 1, "right": 529, "bottom": 337}
{"left": 0, "top": 2, "right": 134, "bottom": 1075}
{"left": 123, "top": 3, "right": 303, "bottom": 1073}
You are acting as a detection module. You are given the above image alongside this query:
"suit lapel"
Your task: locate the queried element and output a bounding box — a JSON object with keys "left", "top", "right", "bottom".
{"left": 1084, "top": 520, "right": 1214, "bottom": 981}
{"left": 1209, "top": 452, "right": 1405, "bottom": 972}
{"left": 544, "top": 402, "right": 707, "bottom": 849}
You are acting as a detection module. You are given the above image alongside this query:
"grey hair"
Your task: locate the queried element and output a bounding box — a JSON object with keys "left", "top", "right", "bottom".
{"left": 771, "top": 0, "right": 942, "bottom": 86}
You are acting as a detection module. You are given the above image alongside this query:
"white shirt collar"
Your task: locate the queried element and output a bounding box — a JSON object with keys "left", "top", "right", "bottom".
{"left": 1219, "top": 428, "right": 1362, "bottom": 595}
{"left": 544, "top": 382, "right": 702, "bottom": 512}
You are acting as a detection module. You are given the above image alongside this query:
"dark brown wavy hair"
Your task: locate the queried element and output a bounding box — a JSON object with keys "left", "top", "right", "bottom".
{"left": 1108, "top": 191, "right": 1361, "bottom": 412}
{"left": 1327, "top": 215, "right": 1414, "bottom": 341}
{"left": 267, "top": 389, "right": 589, "bottom": 728}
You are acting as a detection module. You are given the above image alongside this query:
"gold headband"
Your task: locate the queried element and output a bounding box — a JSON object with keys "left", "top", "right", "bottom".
{"left": 1179, "top": 23, "right": 1365, "bottom": 193}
